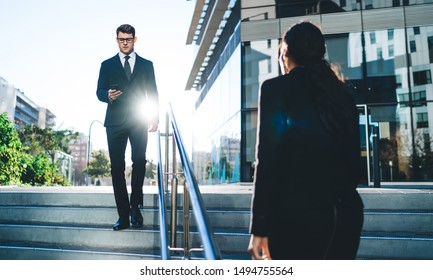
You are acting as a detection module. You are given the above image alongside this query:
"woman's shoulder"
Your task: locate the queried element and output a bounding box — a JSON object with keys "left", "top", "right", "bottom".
{"left": 262, "top": 67, "right": 307, "bottom": 92}
{"left": 261, "top": 75, "right": 283, "bottom": 90}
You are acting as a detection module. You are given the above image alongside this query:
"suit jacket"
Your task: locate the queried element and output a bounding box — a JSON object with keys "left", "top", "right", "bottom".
{"left": 250, "top": 67, "right": 363, "bottom": 236}
{"left": 96, "top": 53, "right": 159, "bottom": 127}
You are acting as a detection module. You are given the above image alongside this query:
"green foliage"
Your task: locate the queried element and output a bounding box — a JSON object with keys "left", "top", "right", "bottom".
{"left": 0, "top": 113, "right": 25, "bottom": 184}
{"left": 0, "top": 113, "right": 73, "bottom": 186}
{"left": 87, "top": 150, "right": 111, "bottom": 179}
{"left": 20, "top": 154, "right": 70, "bottom": 186}
{"left": 18, "top": 125, "right": 78, "bottom": 161}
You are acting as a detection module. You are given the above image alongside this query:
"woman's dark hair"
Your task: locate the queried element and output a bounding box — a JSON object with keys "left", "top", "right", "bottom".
{"left": 282, "top": 22, "right": 356, "bottom": 137}
{"left": 117, "top": 24, "right": 135, "bottom": 37}
{"left": 283, "top": 22, "right": 326, "bottom": 67}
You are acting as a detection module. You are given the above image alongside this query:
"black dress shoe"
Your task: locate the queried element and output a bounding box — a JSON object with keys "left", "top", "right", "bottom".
{"left": 113, "top": 219, "right": 130, "bottom": 231}
{"left": 130, "top": 206, "right": 143, "bottom": 228}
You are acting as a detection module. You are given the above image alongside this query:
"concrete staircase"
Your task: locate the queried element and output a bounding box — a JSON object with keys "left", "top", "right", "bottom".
{"left": 358, "top": 188, "right": 433, "bottom": 259}
{"left": 0, "top": 186, "right": 432, "bottom": 260}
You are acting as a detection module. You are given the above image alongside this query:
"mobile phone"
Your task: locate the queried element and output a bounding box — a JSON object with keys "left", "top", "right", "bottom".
{"left": 109, "top": 83, "right": 119, "bottom": 90}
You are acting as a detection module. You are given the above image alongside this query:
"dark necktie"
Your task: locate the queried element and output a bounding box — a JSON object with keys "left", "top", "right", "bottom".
{"left": 124, "top": 55, "right": 131, "bottom": 80}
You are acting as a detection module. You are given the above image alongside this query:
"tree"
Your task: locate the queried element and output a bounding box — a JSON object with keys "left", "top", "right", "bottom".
{"left": 18, "top": 125, "right": 78, "bottom": 162}
{"left": 20, "top": 153, "right": 70, "bottom": 186}
{"left": 0, "top": 114, "right": 73, "bottom": 186}
{"left": 0, "top": 113, "right": 25, "bottom": 184}
{"left": 87, "top": 150, "right": 111, "bottom": 181}
{"left": 145, "top": 160, "right": 156, "bottom": 179}
{"left": 17, "top": 124, "right": 77, "bottom": 186}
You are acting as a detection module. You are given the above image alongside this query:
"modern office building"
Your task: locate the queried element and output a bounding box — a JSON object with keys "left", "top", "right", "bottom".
{"left": 0, "top": 77, "right": 16, "bottom": 120}
{"left": 0, "top": 76, "right": 56, "bottom": 129}
{"left": 14, "top": 89, "right": 39, "bottom": 128}
{"left": 38, "top": 107, "right": 56, "bottom": 129}
{"left": 186, "top": 0, "right": 433, "bottom": 186}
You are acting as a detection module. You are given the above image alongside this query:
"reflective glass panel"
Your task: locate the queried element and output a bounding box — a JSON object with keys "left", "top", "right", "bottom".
{"left": 242, "top": 40, "right": 280, "bottom": 109}
{"left": 191, "top": 45, "right": 241, "bottom": 184}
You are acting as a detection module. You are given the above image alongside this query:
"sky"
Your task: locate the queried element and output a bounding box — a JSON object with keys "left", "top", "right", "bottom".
{"left": 0, "top": 0, "right": 197, "bottom": 162}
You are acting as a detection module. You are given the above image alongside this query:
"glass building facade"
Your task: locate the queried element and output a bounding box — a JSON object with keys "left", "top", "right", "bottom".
{"left": 187, "top": 0, "right": 433, "bottom": 185}
{"left": 187, "top": 0, "right": 241, "bottom": 184}
{"left": 192, "top": 35, "right": 241, "bottom": 184}
{"left": 241, "top": 0, "right": 433, "bottom": 185}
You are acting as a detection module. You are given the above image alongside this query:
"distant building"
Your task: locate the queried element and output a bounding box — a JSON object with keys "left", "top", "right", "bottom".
{"left": 38, "top": 107, "right": 56, "bottom": 129}
{"left": 0, "top": 76, "right": 56, "bottom": 128}
{"left": 14, "top": 88, "right": 40, "bottom": 128}
{"left": 69, "top": 133, "right": 89, "bottom": 186}
{"left": 0, "top": 77, "right": 17, "bottom": 120}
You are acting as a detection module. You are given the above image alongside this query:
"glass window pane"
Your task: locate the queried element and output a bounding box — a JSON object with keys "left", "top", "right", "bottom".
{"left": 413, "top": 70, "right": 432, "bottom": 86}
{"left": 369, "top": 105, "right": 412, "bottom": 182}
{"left": 428, "top": 36, "right": 433, "bottom": 63}
{"left": 410, "top": 102, "right": 433, "bottom": 181}
{"left": 410, "top": 40, "right": 417, "bottom": 52}
{"left": 363, "top": 29, "right": 406, "bottom": 104}
{"left": 242, "top": 40, "right": 280, "bottom": 109}
{"left": 241, "top": 110, "right": 257, "bottom": 182}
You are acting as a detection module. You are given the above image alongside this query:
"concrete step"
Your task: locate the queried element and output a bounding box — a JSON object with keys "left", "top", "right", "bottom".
{"left": 0, "top": 223, "right": 160, "bottom": 251}
{"left": 363, "top": 210, "right": 433, "bottom": 233}
{"left": 360, "top": 189, "right": 433, "bottom": 210}
{"left": 3, "top": 232, "right": 431, "bottom": 260}
{"left": 358, "top": 232, "right": 433, "bottom": 259}
{"left": 0, "top": 241, "right": 250, "bottom": 260}
{"left": 0, "top": 241, "right": 160, "bottom": 260}
{"left": 2, "top": 204, "right": 433, "bottom": 237}
{"left": 0, "top": 187, "right": 252, "bottom": 209}
{"left": 2, "top": 186, "right": 433, "bottom": 209}
{"left": 0, "top": 206, "right": 250, "bottom": 230}
{"left": 0, "top": 222, "right": 249, "bottom": 259}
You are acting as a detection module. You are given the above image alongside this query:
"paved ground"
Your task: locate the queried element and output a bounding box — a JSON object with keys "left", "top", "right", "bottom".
{"left": 0, "top": 184, "right": 254, "bottom": 194}
{"left": 1, "top": 184, "right": 432, "bottom": 194}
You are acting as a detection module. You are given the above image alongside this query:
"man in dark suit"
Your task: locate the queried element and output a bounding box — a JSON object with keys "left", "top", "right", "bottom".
{"left": 96, "top": 24, "right": 159, "bottom": 231}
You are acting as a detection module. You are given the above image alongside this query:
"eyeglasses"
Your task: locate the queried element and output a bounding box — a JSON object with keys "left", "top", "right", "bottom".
{"left": 117, "top": 37, "right": 134, "bottom": 43}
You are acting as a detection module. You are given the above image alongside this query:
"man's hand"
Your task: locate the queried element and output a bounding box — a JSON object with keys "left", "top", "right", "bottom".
{"left": 248, "top": 235, "right": 272, "bottom": 260}
{"left": 148, "top": 124, "right": 158, "bottom": 132}
{"left": 108, "top": 89, "right": 122, "bottom": 102}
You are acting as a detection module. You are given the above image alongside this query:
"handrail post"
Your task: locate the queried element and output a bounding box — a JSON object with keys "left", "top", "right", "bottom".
{"left": 183, "top": 181, "right": 191, "bottom": 260}
{"left": 170, "top": 177, "right": 178, "bottom": 249}
{"left": 164, "top": 112, "right": 170, "bottom": 193}
{"left": 156, "top": 130, "right": 169, "bottom": 260}
{"left": 172, "top": 132, "right": 177, "bottom": 183}
{"left": 170, "top": 126, "right": 179, "bottom": 249}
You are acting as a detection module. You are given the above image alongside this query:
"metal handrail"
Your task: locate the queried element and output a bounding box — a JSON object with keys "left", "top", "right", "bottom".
{"left": 156, "top": 130, "right": 169, "bottom": 260}
{"left": 168, "top": 103, "right": 222, "bottom": 260}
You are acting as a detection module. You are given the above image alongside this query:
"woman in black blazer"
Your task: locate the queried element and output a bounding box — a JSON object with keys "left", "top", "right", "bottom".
{"left": 248, "top": 22, "right": 364, "bottom": 260}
